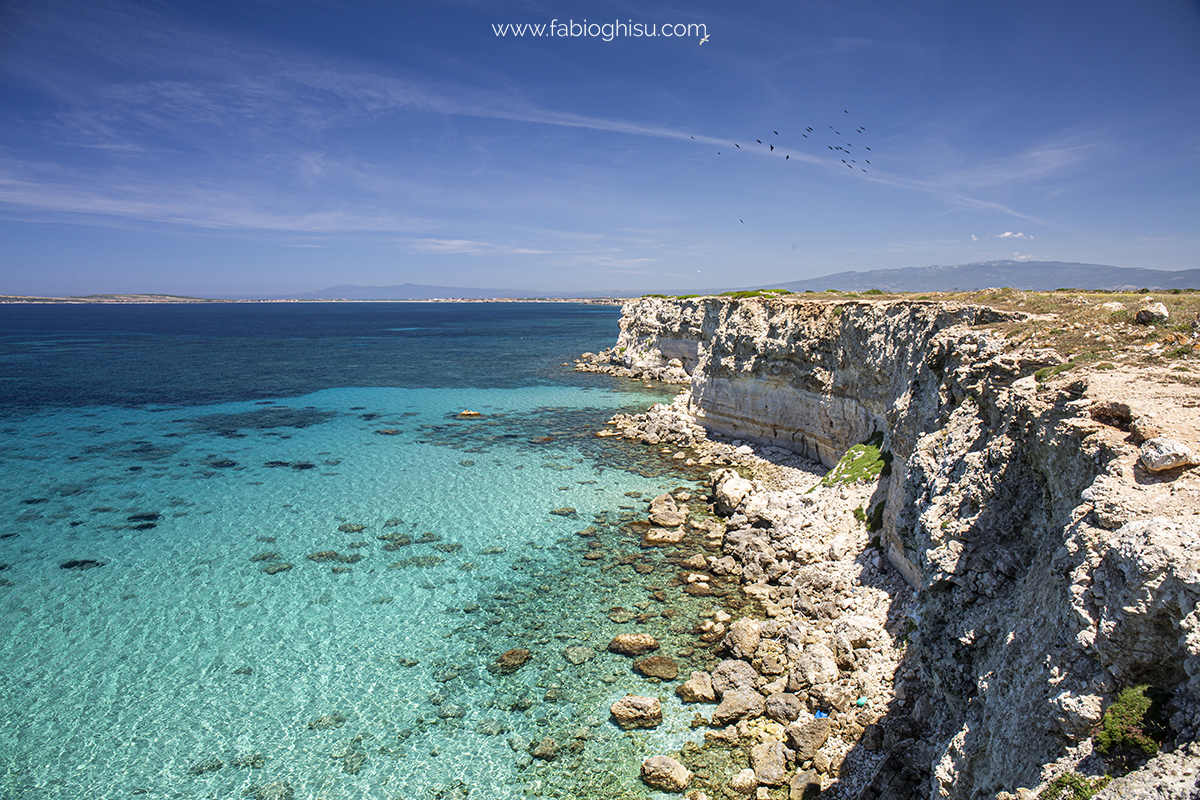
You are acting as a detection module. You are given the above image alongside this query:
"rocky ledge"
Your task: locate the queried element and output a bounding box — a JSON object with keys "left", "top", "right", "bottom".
{"left": 583, "top": 294, "right": 1200, "bottom": 800}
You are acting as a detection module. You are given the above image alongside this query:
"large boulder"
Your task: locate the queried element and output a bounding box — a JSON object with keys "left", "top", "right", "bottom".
{"left": 765, "top": 692, "right": 803, "bottom": 723}
{"left": 723, "top": 618, "right": 761, "bottom": 659}
{"left": 633, "top": 655, "right": 678, "bottom": 680}
{"left": 610, "top": 695, "right": 662, "bottom": 729}
{"left": 608, "top": 633, "right": 660, "bottom": 656}
{"left": 640, "top": 755, "right": 691, "bottom": 793}
{"left": 788, "top": 643, "right": 838, "bottom": 689}
{"left": 711, "top": 469, "right": 754, "bottom": 515}
{"left": 711, "top": 659, "right": 760, "bottom": 696}
{"left": 750, "top": 740, "right": 787, "bottom": 786}
{"left": 677, "top": 671, "right": 717, "bottom": 703}
{"left": 712, "top": 688, "right": 765, "bottom": 725}
{"left": 785, "top": 718, "right": 832, "bottom": 761}
{"left": 649, "top": 493, "right": 688, "bottom": 527}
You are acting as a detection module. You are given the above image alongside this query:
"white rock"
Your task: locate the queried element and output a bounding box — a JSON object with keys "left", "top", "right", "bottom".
{"left": 1140, "top": 437, "right": 1199, "bottom": 472}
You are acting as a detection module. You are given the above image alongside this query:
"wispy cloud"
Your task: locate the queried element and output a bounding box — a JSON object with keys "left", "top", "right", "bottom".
{"left": 408, "top": 238, "right": 552, "bottom": 255}
{"left": 991, "top": 231, "right": 1032, "bottom": 239}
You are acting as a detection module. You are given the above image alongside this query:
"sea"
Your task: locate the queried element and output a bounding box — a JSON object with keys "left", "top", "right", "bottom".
{"left": 0, "top": 302, "right": 724, "bottom": 800}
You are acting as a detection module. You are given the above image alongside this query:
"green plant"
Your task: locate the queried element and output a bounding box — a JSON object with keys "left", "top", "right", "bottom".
{"left": 1037, "top": 772, "right": 1111, "bottom": 800}
{"left": 1095, "top": 684, "right": 1169, "bottom": 759}
{"left": 864, "top": 289, "right": 884, "bottom": 295}
{"left": 1094, "top": 362, "right": 1116, "bottom": 370}
{"left": 853, "top": 506, "right": 867, "bottom": 523}
{"left": 819, "top": 432, "right": 892, "bottom": 488}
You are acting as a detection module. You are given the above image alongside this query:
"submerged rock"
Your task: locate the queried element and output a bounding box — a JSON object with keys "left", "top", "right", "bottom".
{"left": 608, "top": 633, "right": 660, "bottom": 656}
{"left": 633, "top": 655, "right": 679, "bottom": 680}
{"left": 532, "top": 736, "right": 560, "bottom": 760}
{"left": 60, "top": 559, "right": 105, "bottom": 570}
{"left": 261, "top": 562, "right": 292, "bottom": 574}
{"left": 186, "top": 757, "right": 223, "bottom": 775}
{"left": 562, "top": 646, "right": 596, "bottom": 665}
{"left": 610, "top": 695, "right": 663, "bottom": 729}
{"left": 306, "top": 713, "right": 347, "bottom": 730}
{"left": 640, "top": 755, "right": 691, "bottom": 792}
{"left": 232, "top": 753, "right": 266, "bottom": 769}
{"left": 496, "top": 648, "right": 532, "bottom": 674}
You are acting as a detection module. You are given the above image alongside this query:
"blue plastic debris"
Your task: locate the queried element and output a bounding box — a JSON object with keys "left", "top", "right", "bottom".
{"left": 814, "top": 710, "right": 828, "bottom": 718}
{"left": 856, "top": 697, "right": 868, "bottom": 707}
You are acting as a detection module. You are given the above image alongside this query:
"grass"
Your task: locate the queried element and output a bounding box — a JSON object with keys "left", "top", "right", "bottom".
{"left": 1037, "top": 773, "right": 1111, "bottom": 800}
{"left": 819, "top": 432, "right": 892, "bottom": 488}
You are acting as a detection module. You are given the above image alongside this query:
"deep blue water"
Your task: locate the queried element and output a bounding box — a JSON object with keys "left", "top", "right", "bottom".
{"left": 0, "top": 302, "right": 717, "bottom": 800}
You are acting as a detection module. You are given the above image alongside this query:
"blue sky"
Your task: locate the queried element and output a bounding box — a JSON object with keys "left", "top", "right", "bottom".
{"left": 1, "top": 0, "right": 1198, "bottom": 296}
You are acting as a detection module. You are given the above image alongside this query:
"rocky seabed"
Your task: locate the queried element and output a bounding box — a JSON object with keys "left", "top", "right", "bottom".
{"left": 577, "top": 296, "right": 1200, "bottom": 800}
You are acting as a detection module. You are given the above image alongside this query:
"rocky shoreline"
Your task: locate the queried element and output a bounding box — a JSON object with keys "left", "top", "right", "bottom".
{"left": 573, "top": 294, "right": 1200, "bottom": 800}
{"left": 594, "top": 388, "right": 916, "bottom": 799}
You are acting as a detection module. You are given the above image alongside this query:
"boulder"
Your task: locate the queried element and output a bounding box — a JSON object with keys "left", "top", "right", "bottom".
{"left": 729, "top": 768, "right": 758, "bottom": 795}
{"left": 750, "top": 740, "right": 787, "bottom": 786}
{"left": 677, "top": 671, "right": 717, "bottom": 703}
{"left": 711, "top": 469, "right": 754, "bottom": 515}
{"left": 711, "top": 688, "right": 765, "bottom": 725}
{"left": 711, "top": 659, "right": 760, "bottom": 696}
{"left": 765, "top": 692, "right": 803, "bottom": 723}
{"left": 723, "top": 618, "right": 761, "bottom": 659}
{"left": 633, "top": 655, "right": 679, "bottom": 680}
{"left": 785, "top": 718, "right": 831, "bottom": 762}
{"left": 649, "top": 493, "right": 688, "bottom": 527}
{"left": 1135, "top": 302, "right": 1169, "bottom": 325}
{"left": 608, "top": 633, "right": 660, "bottom": 656}
{"left": 640, "top": 755, "right": 691, "bottom": 793}
{"left": 789, "top": 770, "right": 822, "bottom": 799}
{"left": 610, "top": 695, "right": 663, "bottom": 729}
{"left": 1139, "top": 437, "right": 1200, "bottom": 472}
{"left": 643, "top": 527, "right": 687, "bottom": 546}
{"left": 496, "top": 648, "right": 532, "bottom": 673}
{"left": 788, "top": 644, "right": 838, "bottom": 689}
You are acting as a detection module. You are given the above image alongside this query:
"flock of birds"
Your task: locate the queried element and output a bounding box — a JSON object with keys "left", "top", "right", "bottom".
{"left": 691, "top": 111, "right": 877, "bottom": 224}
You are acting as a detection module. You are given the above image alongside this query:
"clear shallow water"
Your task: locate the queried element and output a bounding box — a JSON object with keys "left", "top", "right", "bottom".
{"left": 0, "top": 304, "right": 723, "bottom": 800}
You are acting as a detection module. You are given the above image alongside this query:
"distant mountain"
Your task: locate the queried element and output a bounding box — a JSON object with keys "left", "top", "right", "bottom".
{"left": 764, "top": 260, "right": 1200, "bottom": 293}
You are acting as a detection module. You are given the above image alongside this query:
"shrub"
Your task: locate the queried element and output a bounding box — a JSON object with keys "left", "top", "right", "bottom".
{"left": 1094, "top": 684, "right": 1169, "bottom": 759}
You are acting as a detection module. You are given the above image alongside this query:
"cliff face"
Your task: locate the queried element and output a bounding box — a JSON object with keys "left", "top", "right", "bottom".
{"left": 599, "top": 296, "right": 1200, "bottom": 799}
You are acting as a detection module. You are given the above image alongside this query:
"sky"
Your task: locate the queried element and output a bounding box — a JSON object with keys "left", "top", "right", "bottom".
{"left": 1, "top": 0, "right": 1198, "bottom": 297}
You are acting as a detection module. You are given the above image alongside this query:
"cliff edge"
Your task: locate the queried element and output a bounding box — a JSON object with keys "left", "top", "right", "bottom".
{"left": 581, "top": 293, "right": 1200, "bottom": 799}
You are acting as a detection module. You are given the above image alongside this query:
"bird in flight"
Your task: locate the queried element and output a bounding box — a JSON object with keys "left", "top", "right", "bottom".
{"left": 698, "top": 34, "right": 710, "bottom": 45}
{"left": 770, "top": 144, "right": 774, "bottom": 151}
{"left": 756, "top": 139, "right": 762, "bottom": 144}
{"left": 773, "top": 131, "right": 778, "bottom": 135}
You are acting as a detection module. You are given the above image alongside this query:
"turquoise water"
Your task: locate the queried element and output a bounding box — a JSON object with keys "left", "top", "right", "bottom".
{"left": 0, "top": 304, "right": 721, "bottom": 800}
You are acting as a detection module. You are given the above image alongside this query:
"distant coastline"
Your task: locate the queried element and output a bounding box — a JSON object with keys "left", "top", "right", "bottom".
{"left": 0, "top": 294, "right": 628, "bottom": 305}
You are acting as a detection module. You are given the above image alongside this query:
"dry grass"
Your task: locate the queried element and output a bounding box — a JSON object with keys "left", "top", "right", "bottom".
{"left": 808, "top": 287, "right": 1200, "bottom": 378}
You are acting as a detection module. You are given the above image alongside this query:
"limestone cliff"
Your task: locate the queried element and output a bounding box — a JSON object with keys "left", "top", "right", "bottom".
{"left": 587, "top": 295, "right": 1200, "bottom": 799}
